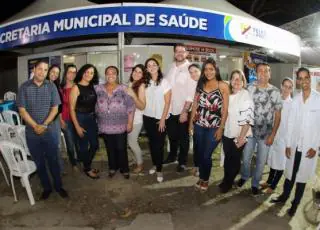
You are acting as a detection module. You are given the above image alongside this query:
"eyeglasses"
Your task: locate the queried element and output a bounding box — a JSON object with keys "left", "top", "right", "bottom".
{"left": 298, "top": 77, "right": 310, "bottom": 82}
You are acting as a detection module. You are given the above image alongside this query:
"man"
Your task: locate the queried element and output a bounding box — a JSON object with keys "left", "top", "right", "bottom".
{"left": 237, "top": 63, "right": 282, "bottom": 195}
{"left": 17, "top": 60, "right": 68, "bottom": 200}
{"left": 271, "top": 67, "right": 320, "bottom": 217}
{"left": 164, "top": 44, "right": 197, "bottom": 172}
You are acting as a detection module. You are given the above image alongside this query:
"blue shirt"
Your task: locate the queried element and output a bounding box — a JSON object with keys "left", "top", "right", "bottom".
{"left": 17, "top": 79, "right": 61, "bottom": 134}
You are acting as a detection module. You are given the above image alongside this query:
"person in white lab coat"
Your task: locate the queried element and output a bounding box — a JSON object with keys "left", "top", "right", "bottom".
{"left": 271, "top": 67, "right": 320, "bottom": 217}
{"left": 262, "top": 78, "right": 293, "bottom": 194}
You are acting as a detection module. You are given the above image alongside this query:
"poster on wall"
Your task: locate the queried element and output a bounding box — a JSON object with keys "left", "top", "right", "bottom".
{"left": 28, "top": 57, "right": 49, "bottom": 79}
{"left": 124, "top": 54, "right": 135, "bottom": 72}
{"left": 186, "top": 45, "right": 217, "bottom": 66}
{"left": 151, "top": 54, "right": 163, "bottom": 70}
{"left": 293, "top": 67, "right": 320, "bottom": 93}
{"left": 243, "top": 52, "right": 267, "bottom": 84}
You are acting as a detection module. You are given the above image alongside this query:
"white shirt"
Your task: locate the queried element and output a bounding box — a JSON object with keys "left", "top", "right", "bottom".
{"left": 143, "top": 79, "right": 171, "bottom": 120}
{"left": 224, "top": 89, "right": 254, "bottom": 138}
{"left": 297, "top": 97, "right": 308, "bottom": 151}
{"left": 165, "top": 60, "right": 197, "bottom": 115}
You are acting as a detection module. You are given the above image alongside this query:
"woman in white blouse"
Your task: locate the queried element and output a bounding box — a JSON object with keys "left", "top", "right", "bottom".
{"left": 143, "top": 58, "right": 172, "bottom": 183}
{"left": 220, "top": 70, "right": 254, "bottom": 193}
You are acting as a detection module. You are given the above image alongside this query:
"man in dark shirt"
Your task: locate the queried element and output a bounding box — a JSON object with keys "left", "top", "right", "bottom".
{"left": 17, "top": 60, "right": 68, "bottom": 200}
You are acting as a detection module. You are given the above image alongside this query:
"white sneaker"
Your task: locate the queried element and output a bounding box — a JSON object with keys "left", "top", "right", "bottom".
{"left": 157, "top": 172, "right": 164, "bottom": 183}
{"left": 149, "top": 167, "right": 156, "bottom": 175}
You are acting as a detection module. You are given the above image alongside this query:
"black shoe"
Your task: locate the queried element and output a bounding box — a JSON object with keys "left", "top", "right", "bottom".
{"left": 287, "top": 206, "right": 297, "bottom": 217}
{"left": 251, "top": 187, "right": 260, "bottom": 196}
{"left": 218, "top": 180, "right": 226, "bottom": 189}
{"left": 176, "top": 165, "right": 187, "bottom": 172}
{"left": 270, "top": 196, "right": 286, "bottom": 204}
{"left": 163, "top": 157, "right": 176, "bottom": 165}
{"left": 108, "top": 170, "right": 116, "bottom": 178}
{"left": 237, "top": 179, "right": 246, "bottom": 188}
{"left": 220, "top": 185, "right": 231, "bottom": 194}
{"left": 58, "top": 188, "right": 69, "bottom": 199}
{"left": 40, "top": 190, "right": 52, "bottom": 200}
{"left": 123, "top": 173, "right": 130, "bottom": 179}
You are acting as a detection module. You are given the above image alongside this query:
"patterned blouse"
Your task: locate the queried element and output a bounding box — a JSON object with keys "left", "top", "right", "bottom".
{"left": 95, "top": 84, "right": 135, "bottom": 134}
{"left": 194, "top": 87, "right": 223, "bottom": 128}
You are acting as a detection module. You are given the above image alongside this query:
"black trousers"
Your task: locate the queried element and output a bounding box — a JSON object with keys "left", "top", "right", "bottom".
{"left": 166, "top": 114, "right": 189, "bottom": 165}
{"left": 266, "top": 168, "right": 283, "bottom": 190}
{"left": 102, "top": 133, "right": 129, "bottom": 173}
{"left": 222, "top": 136, "right": 245, "bottom": 189}
{"left": 143, "top": 115, "right": 166, "bottom": 172}
{"left": 280, "top": 150, "right": 306, "bottom": 209}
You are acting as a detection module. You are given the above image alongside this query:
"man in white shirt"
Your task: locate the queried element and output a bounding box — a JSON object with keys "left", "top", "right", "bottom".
{"left": 164, "top": 44, "right": 197, "bottom": 172}
{"left": 271, "top": 67, "right": 320, "bottom": 217}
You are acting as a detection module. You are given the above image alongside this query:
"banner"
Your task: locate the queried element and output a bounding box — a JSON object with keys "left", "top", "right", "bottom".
{"left": 0, "top": 3, "right": 300, "bottom": 56}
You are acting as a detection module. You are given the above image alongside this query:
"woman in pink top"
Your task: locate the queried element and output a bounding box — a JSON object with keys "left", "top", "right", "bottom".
{"left": 60, "top": 64, "right": 78, "bottom": 171}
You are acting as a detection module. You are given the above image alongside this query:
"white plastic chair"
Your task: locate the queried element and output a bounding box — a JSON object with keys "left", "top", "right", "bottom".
{"left": 2, "top": 110, "right": 21, "bottom": 126}
{"left": 13, "top": 125, "right": 31, "bottom": 156}
{"left": 4, "top": 91, "right": 16, "bottom": 101}
{"left": 0, "top": 140, "right": 37, "bottom": 205}
{"left": 0, "top": 113, "right": 4, "bottom": 123}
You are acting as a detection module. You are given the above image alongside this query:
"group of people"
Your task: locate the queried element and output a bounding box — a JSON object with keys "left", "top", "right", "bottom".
{"left": 16, "top": 43, "right": 320, "bottom": 218}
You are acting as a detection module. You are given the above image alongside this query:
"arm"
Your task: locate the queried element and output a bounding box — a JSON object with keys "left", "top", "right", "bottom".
{"left": 159, "top": 89, "right": 172, "bottom": 132}
{"left": 69, "top": 85, "right": 85, "bottom": 137}
{"left": 265, "top": 110, "right": 281, "bottom": 146}
{"left": 215, "top": 82, "right": 229, "bottom": 141}
{"left": 180, "top": 77, "right": 198, "bottom": 123}
{"left": 18, "top": 107, "right": 38, "bottom": 129}
{"left": 189, "top": 92, "right": 199, "bottom": 135}
{"left": 126, "top": 92, "right": 136, "bottom": 133}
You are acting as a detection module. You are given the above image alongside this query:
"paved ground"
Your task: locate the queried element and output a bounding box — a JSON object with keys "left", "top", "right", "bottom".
{"left": 1, "top": 137, "right": 320, "bottom": 230}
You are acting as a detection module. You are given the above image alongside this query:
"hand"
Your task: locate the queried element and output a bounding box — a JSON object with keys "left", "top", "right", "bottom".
{"left": 127, "top": 123, "right": 133, "bottom": 133}
{"left": 33, "top": 124, "right": 47, "bottom": 135}
{"left": 285, "top": 147, "right": 291, "bottom": 159}
{"left": 179, "top": 112, "right": 188, "bottom": 123}
{"left": 235, "top": 136, "right": 246, "bottom": 148}
{"left": 214, "top": 127, "right": 223, "bottom": 141}
{"left": 265, "top": 134, "right": 275, "bottom": 146}
{"left": 76, "top": 126, "right": 86, "bottom": 138}
{"left": 306, "top": 148, "right": 317, "bottom": 158}
{"left": 60, "top": 119, "right": 67, "bottom": 130}
{"left": 158, "top": 119, "right": 166, "bottom": 133}
{"left": 126, "top": 87, "right": 136, "bottom": 98}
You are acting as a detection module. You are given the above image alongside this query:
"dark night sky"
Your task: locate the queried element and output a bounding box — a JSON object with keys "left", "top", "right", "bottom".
{"left": 1, "top": 0, "right": 320, "bottom": 26}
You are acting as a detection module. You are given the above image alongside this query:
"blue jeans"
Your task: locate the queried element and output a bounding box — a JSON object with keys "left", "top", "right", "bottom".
{"left": 194, "top": 124, "right": 220, "bottom": 181}
{"left": 26, "top": 129, "right": 62, "bottom": 192}
{"left": 241, "top": 136, "right": 270, "bottom": 188}
{"left": 62, "top": 120, "right": 78, "bottom": 166}
{"left": 76, "top": 112, "right": 99, "bottom": 172}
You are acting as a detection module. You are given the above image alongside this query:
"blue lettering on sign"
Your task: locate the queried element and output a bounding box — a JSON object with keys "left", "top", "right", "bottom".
{"left": 0, "top": 5, "right": 225, "bottom": 50}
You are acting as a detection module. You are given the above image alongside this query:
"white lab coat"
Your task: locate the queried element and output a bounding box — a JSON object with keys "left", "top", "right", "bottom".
{"left": 285, "top": 90, "right": 320, "bottom": 183}
{"left": 267, "top": 96, "right": 292, "bottom": 170}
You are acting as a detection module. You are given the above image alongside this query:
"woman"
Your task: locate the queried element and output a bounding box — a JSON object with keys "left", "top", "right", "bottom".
{"left": 60, "top": 64, "right": 79, "bottom": 171}
{"left": 220, "top": 70, "right": 254, "bottom": 193}
{"left": 47, "top": 65, "right": 61, "bottom": 89}
{"left": 127, "top": 64, "right": 147, "bottom": 174}
{"left": 263, "top": 78, "right": 293, "bottom": 193}
{"left": 143, "top": 58, "right": 171, "bottom": 183}
{"left": 189, "top": 58, "right": 229, "bottom": 192}
{"left": 95, "top": 66, "right": 135, "bottom": 179}
{"left": 69, "top": 64, "right": 100, "bottom": 179}
{"left": 188, "top": 64, "right": 201, "bottom": 177}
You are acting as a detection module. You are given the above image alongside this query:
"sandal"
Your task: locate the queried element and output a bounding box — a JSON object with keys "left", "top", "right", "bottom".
{"left": 92, "top": 168, "right": 100, "bottom": 173}
{"left": 85, "top": 170, "right": 99, "bottom": 180}
{"left": 133, "top": 165, "right": 144, "bottom": 174}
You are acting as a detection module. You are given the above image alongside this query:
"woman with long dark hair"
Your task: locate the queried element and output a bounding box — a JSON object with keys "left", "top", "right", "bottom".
{"left": 127, "top": 64, "right": 147, "bottom": 174}
{"left": 143, "top": 58, "right": 171, "bottom": 183}
{"left": 69, "top": 64, "right": 100, "bottom": 179}
{"left": 189, "top": 58, "right": 229, "bottom": 192}
{"left": 60, "top": 64, "right": 79, "bottom": 171}
{"left": 95, "top": 66, "right": 135, "bottom": 179}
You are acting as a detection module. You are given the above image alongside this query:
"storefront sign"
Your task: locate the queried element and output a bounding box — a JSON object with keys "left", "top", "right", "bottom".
{"left": 0, "top": 3, "right": 300, "bottom": 56}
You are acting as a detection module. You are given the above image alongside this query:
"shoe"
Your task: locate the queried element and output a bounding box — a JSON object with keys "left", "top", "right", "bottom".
{"left": 149, "top": 167, "right": 156, "bottom": 175}
{"left": 58, "top": 188, "right": 69, "bottom": 199}
{"left": 220, "top": 186, "right": 231, "bottom": 194}
{"left": 270, "top": 196, "right": 286, "bottom": 204}
{"left": 191, "top": 167, "right": 199, "bottom": 177}
{"left": 287, "top": 206, "right": 297, "bottom": 217}
{"left": 108, "top": 170, "right": 116, "bottom": 178}
{"left": 195, "top": 179, "right": 203, "bottom": 190}
{"left": 237, "top": 179, "right": 246, "bottom": 188}
{"left": 123, "top": 173, "right": 130, "bottom": 179}
{"left": 133, "top": 165, "right": 143, "bottom": 174}
{"left": 264, "top": 187, "right": 274, "bottom": 194}
{"left": 251, "top": 187, "right": 261, "bottom": 196}
{"left": 260, "top": 182, "right": 270, "bottom": 190}
{"left": 218, "top": 180, "right": 226, "bottom": 189}
{"left": 163, "top": 157, "right": 177, "bottom": 165}
{"left": 40, "top": 190, "right": 52, "bottom": 200}
{"left": 200, "top": 181, "right": 209, "bottom": 192}
{"left": 176, "top": 165, "right": 187, "bottom": 173}
{"left": 85, "top": 170, "right": 100, "bottom": 180}
{"left": 156, "top": 172, "right": 164, "bottom": 183}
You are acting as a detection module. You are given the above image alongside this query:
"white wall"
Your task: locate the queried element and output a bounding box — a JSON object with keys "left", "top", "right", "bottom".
{"left": 269, "top": 63, "right": 298, "bottom": 88}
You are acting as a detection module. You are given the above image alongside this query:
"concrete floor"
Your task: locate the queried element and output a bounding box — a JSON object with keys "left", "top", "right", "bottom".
{"left": 0, "top": 138, "right": 320, "bottom": 230}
